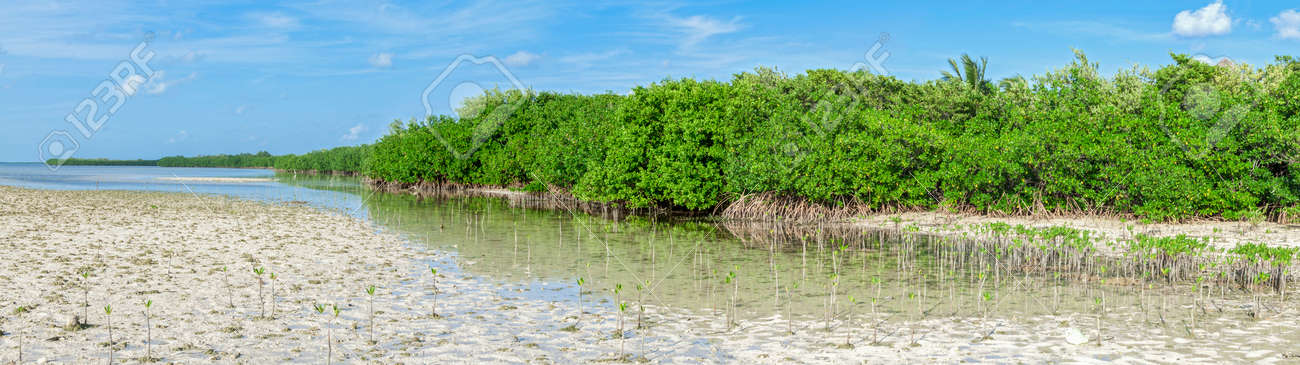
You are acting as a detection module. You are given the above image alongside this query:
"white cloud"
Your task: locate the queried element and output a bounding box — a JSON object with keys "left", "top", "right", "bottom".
{"left": 167, "top": 130, "right": 188, "bottom": 144}
{"left": 235, "top": 105, "right": 249, "bottom": 115}
{"left": 666, "top": 15, "right": 743, "bottom": 48}
{"left": 369, "top": 52, "right": 393, "bottom": 68}
{"left": 503, "top": 51, "right": 540, "bottom": 67}
{"left": 342, "top": 124, "right": 367, "bottom": 141}
{"left": 1273, "top": 9, "right": 1300, "bottom": 40}
{"left": 144, "top": 71, "right": 198, "bottom": 95}
{"left": 1173, "top": 1, "right": 1232, "bottom": 37}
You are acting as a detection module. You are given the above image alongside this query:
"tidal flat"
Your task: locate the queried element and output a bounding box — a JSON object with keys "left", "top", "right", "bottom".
{"left": 2, "top": 186, "right": 1298, "bottom": 363}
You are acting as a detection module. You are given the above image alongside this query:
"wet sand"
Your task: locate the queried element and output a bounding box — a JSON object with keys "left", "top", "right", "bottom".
{"left": 155, "top": 177, "right": 275, "bottom": 183}
{"left": 856, "top": 211, "right": 1300, "bottom": 250}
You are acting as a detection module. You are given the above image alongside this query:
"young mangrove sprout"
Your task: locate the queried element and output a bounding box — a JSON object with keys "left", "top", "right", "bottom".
{"left": 143, "top": 299, "right": 154, "bottom": 362}
{"left": 253, "top": 267, "right": 266, "bottom": 318}
{"left": 105, "top": 305, "right": 114, "bottom": 364}
{"left": 618, "top": 301, "right": 629, "bottom": 359}
{"left": 366, "top": 285, "right": 377, "bottom": 344}
{"left": 613, "top": 284, "right": 624, "bottom": 336}
{"left": 576, "top": 277, "right": 586, "bottom": 327}
{"left": 221, "top": 266, "right": 234, "bottom": 309}
{"left": 81, "top": 271, "right": 91, "bottom": 326}
{"left": 313, "top": 303, "right": 338, "bottom": 365}
{"left": 635, "top": 282, "right": 646, "bottom": 330}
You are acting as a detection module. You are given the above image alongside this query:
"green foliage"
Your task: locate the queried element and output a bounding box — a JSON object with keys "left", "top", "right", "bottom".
{"left": 156, "top": 146, "right": 372, "bottom": 174}
{"left": 55, "top": 158, "right": 159, "bottom": 166}
{"left": 1130, "top": 234, "right": 1209, "bottom": 258}
{"left": 72, "top": 50, "right": 1283, "bottom": 223}
{"left": 1230, "top": 242, "right": 1298, "bottom": 266}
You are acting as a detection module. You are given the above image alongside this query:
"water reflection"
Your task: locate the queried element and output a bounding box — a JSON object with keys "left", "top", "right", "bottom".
{"left": 361, "top": 191, "right": 1290, "bottom": 325}
{"left": 357, "top": 191, "right": 1298, "bottom": 360}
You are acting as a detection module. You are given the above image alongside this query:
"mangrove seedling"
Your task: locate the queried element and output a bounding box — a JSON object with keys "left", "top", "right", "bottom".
{"left": 80, "top": 271, "right": 91, "bottom": 326}
{"left": 576, "top": 277, "right": 586, "bottom": 327}
{"left": 366, "top": 285, "right": 377, "bottom": 344}
{"left": 313, "top": 303, "right": 337, "bottom": 365}
{"left": 15, "top": 306, "right": 24, "bottom": 363}
{"left": 253, "top": 267, "right": 266, "bottom": 318}
{"left": 143, "top": 299, "right": 154, "bottom": 362}
{"left": 618, "top": 301, "right": 629, "bottom": 359}
{"left": 613, "top": 284, "right": 624, "bottom": 336}
{"left": 330, "top": 305, "right": 340, "bottom": 361}
{"left": 105, "top": 305, "right": 114, "bottom": 364}
{"left": 635, "top": 282, "right": 646, "bottom": 329}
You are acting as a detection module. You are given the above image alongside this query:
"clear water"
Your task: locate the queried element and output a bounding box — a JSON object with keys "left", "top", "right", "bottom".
{"left": 0, "top": 163, "right": 369, "bottom": 217}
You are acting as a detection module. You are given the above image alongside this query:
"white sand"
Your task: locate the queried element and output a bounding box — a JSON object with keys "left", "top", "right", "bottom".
{"left": 855, "top": 211, "right": 1300, "bottom": 250}
{"left": 1, "top": 186, "right": 1296, "bottom": 364}
{"left": 156, "top": 177, "right": 274, "bottom": 183}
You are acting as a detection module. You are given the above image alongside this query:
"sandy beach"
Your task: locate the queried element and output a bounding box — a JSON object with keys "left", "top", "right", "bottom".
{"left": 155, "top": 177, "right": 275, "bottom": 183}
{"left": 2, "top": 186, "right": 1298, "bottom": 364}
{"left": 855, "top": 211, "right": 1300, "bottom": 250}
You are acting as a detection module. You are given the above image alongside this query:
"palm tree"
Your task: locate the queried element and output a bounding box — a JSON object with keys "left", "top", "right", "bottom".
{"left": 998, "top": 75, "right": 1027, "bottom": 92}
{"left": 941, "top": 53, "right": 993, "bottom": 94}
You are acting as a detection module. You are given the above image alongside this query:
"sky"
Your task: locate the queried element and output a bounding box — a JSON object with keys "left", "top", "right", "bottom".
{"left": 1, "top": 0, "right": 1298, "bottom": 162}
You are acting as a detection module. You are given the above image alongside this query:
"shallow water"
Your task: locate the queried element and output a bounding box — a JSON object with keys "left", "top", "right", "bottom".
{"left": 4, "top": 164, "right": 1298, "bottom": 362}
{"left": 0, "top": 163, "right": 367, "bottom": 216}
{"left": 362, "top": 192, "right": 1300, "bottom": 361}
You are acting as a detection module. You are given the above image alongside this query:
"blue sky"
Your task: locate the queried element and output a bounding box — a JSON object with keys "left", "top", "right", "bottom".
{"left": 2, "top": 0, "right": 1298, "bottom": 162}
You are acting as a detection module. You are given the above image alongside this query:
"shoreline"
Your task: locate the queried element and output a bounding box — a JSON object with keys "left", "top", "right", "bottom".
{"left": 49, "top": 163, "right": 1300, "bottom": 241}
{"left": 367, "top": 177, "right": 1300, "bottom": 249}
